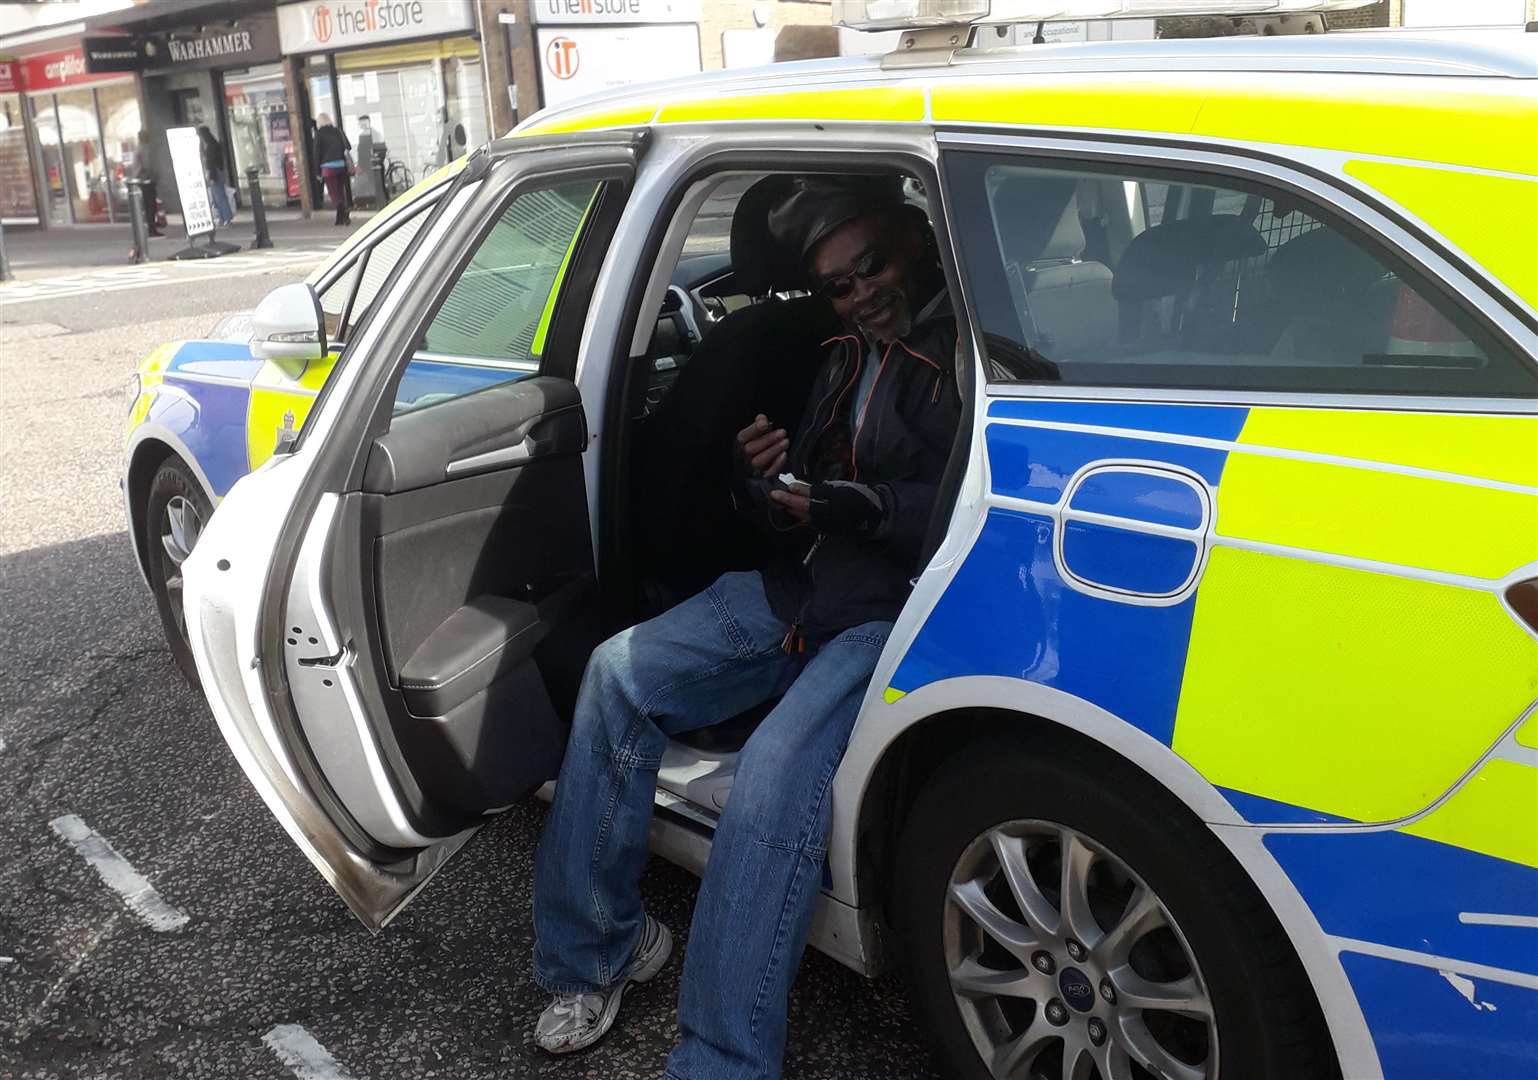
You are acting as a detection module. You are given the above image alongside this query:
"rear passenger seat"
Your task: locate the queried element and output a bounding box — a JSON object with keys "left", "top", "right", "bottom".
{"left": 992, "top": 177, "right": 1116, "bottom": 360}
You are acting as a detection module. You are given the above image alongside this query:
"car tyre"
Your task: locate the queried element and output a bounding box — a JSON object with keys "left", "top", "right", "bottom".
{"left": 145, "top": 458, "right": 212, "bottom": 688}
{"left": 894, "top": 737, "right": 1339, "bottom": 1080}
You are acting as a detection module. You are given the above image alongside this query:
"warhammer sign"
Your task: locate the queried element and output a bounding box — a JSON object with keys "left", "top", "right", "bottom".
{"left": 278, "top": 0, "right": 474, "bottom": 54}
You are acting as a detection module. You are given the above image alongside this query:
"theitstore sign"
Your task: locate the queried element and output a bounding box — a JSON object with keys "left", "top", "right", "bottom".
{"left": 536, "top": 23, "right": 700, "bottom": 107}
{"left": 277, "top": 0, "right": 475, "bottom": 54}
{"left": 529, "top": 0, "right": 701, "bottom": 23}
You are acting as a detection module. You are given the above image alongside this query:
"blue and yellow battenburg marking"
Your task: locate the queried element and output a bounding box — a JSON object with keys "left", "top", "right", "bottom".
{"left": 129, "top": 339, "right": 530, "bottom": 496}
{"left": 887, "top": 398, "right": 1538, "bottom": 1073}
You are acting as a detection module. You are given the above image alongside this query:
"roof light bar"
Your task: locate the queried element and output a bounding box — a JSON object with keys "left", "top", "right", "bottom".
{"left": 835, "top": 0, "right": 1376, "bottom": 29}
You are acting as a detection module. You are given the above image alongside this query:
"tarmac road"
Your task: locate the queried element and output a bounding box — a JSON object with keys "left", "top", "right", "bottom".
{"left": 0, "top": 261, "right": 943, "bottom": 1078}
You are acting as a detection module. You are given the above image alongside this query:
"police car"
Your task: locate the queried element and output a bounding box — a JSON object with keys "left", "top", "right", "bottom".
{"left": 155, "top": 5, "right": 1538, "bottom": 1077}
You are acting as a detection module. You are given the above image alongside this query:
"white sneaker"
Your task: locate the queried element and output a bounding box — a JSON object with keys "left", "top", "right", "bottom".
{"left": 534, "top": 914, "right": 673, "bottom": 1054}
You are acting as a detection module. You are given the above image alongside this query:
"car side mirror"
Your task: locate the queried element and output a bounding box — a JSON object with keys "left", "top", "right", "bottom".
{"left": 250, "top": 282, "right": 327, "bottom": 363}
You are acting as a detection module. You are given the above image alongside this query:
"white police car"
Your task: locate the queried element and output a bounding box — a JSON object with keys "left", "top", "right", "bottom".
{"left": 180, "top": 6, "right": 1538, "bottom": 1077}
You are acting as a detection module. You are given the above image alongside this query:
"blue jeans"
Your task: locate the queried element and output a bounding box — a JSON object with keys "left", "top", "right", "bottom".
{"left": 207, "top": 170, "right": 234, "bottom": 225}
{"left": 532, "top": 571, "right": 890, "bottom": 1079}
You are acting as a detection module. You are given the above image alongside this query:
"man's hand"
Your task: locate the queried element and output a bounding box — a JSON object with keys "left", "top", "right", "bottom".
{"left": 735, "top": 414, "right": 789, "bottom": 478}
{"left": 768, "top": 487, "right": 811, "bottom": 523}
{"left": 770, "top": 481, "right": 886, "bottom": 535}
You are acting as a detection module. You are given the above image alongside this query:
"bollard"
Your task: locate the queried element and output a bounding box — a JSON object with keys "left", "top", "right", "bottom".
{"left": 247, "top": 167, "right": 273, "bottom": 250}
{"left": 0, "top": 217, "right": 11, "bottom": 282}
{"left": 126, "top": 178, "right": 150, "bottom": 264}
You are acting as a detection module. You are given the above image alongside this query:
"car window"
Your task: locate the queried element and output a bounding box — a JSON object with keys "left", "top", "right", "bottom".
{"left": 316, "top": 259, "right": 362, "bottom": 346}
{"left": 344, "top": 203, "right": 437, "bottom": 341}
{"left": 392, "top": 179, "right": 603, "bottom": 415}
{"left": 945, "top": 151, "right": 1538, "bottom": 397}
{"left": 312, "top": 199, "right": 439, "bottom": 351}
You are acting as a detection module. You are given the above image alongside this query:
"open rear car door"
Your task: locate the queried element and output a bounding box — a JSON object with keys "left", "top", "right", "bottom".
{"left": 183, "top": 132, "right": 641, "bottom": 929}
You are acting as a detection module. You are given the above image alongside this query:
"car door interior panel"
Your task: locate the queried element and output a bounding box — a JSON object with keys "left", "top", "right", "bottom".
{"left": 354, "top": 376, "right": 596, "bottom": 817}
{"left": 363, "top": 376, "right": 585, "bottom": 493}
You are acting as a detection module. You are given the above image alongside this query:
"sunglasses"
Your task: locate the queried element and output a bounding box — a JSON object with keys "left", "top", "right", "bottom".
{"left": 817, "top": 250, "right": 890, "bottom": 300}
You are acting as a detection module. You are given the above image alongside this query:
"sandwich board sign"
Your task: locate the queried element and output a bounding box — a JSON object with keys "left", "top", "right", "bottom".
{"left": 167, "top": 126, "right": 214, "bottom": 237}
{"left": 166, "top": 126, "right": 238, "bottom": 258}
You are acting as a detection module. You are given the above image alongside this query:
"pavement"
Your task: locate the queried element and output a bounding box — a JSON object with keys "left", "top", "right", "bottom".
{"left": 1, "top": 209, "right": 374, "bottom": 282}
{"left": 0, "top": 259, "right": 944, "bottom": 1078}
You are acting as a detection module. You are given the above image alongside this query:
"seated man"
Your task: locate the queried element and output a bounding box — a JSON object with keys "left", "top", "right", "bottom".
{"left": 530, "top": 175, "right": 960, "bottom": 1080}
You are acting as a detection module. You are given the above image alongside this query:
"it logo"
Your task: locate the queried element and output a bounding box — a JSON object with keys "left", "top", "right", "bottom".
{"left": 545, "top": 36, "right": 579, "bottom": 80}
{"left": 313, "top": 5, "right": 333, "bottom": 44}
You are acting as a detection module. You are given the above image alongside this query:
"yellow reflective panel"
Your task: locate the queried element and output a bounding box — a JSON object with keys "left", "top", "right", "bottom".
{"left": 933, "top": 76, "right": 1538, "bottom": 177}
{"left": 523, "top": 105, "right": 656, "bottom": 135}
{"left": 931, "top": 77, "right": 1207, "bottom": 135}
{"left": 1345, "top": 161, "right": 1538, "bottom": 311}
{"left": 245, "top": 355, "right": 336, "bottom": 472}
{"left": 1192, "top": 80, "right": 1538, "bottom": 179}
{"left": 883, "top": 687, "right": 907, "bottom": 705}
{"left": 1403, "top": 759, "right": 1538, "bottom": 869}
{"left": 1238, "top": 408, "right": 1538, "bottom": 491}
{"left": 1518, "top": 714, "right": 1538, "bottom": 752}
{"left": 1214, "top": 452, "right": 1538, "bottom": 581}
{"left": 1173, "top": 546, "right": 1538, "bottom": 823}
{"left": 659, "top": 87, "right": 925, "bottom": 125}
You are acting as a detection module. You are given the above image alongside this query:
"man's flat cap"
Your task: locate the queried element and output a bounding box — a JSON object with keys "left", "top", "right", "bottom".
{"left": 767, "top": 175, "right": 907, "bottom": 264}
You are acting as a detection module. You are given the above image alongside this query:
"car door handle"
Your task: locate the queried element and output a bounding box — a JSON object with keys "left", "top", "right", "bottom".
{"left": 446, "top": 438, "right": 532, "bottom": 476}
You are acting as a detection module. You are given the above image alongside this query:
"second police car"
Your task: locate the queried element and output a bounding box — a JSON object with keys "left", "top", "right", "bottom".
{"left": 138, "top": 6, "right": 1538, "bottom": 1078}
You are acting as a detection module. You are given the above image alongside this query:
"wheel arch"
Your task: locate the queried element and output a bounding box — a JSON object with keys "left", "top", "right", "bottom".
{"left": 838, "top": 676, "right": 1379, "bottom": 1076}
{"left": 124, "top": 426, "right": 219, "bottom": 586}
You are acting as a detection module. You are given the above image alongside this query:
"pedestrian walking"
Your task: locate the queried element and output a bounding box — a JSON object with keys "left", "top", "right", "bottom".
{"left": 314, "top": 114, "right": 352, "bottom": 226}
{"left": 136, "top": 130, "right": 164, "bottom": 237}
{"left": 197, "top": 125, "right": 235, "bottom": 228}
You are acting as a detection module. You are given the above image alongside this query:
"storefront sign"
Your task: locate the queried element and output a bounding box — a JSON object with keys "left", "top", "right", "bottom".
{"left": 18, "top": 47, "right": 126, "bottom": 93}
{"left": 144, "top": 15, "right": 282, "bottom": 71}
{"left": 277, "top": 0, "right": 475, "bottom": 54}
{"left": 536, "top": 24, "right": 699, "bottom": 107}
{"left": 529, "top": 0, "right": 701, "bottom": 24}
{"left": 167, "top": 125, "right": 215, "bottom": 237}
{"left": 83, "top": 37, "right": 146, "bottom": 74}
{"left": 0, "top": 61, "right": 17, "bottom": 93}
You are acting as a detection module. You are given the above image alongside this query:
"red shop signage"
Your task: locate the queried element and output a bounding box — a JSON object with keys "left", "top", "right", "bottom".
{"left": 18, "top": 47, "right": 122, "bottom": 92}
{"left": 0, "top": 61, "right": 17, "bottom": 93}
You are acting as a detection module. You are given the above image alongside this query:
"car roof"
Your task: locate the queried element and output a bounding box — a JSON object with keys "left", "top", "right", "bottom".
{"left": 522, "top": 29, "right": 1536, "bottom": 123}
{"left": 514, "top": 31, "right": 1537, "bottom": 179}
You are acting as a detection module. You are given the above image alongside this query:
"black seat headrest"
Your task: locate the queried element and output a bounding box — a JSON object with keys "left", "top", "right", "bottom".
{"left": 1112, "top": 216, "right": 1268, "bottom": 303}
{"left": 992, "top": 177, "right": 1081, "bottom": 267}
{"left": 730, "top": 176, "right": 803, "bottom": 297}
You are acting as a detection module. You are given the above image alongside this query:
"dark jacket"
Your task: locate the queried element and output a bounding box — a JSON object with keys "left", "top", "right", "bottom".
{"left": 742, "top": 295, "right": 961, "bottom": 642}
{"left": 635, "top": 295, "right": 842, "bottom": 604}
{"left": 314, "top": 124, "right": 351, "bottom": 168}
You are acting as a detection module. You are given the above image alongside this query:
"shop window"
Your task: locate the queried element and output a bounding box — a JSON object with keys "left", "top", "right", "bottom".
{"left": 224, "top": 64, "right": 293, "bottom": 205}
{"left": 0, "top": 94, "right": 39, "bottom": 222}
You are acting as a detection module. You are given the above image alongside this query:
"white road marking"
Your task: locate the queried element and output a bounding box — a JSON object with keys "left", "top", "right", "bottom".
{"left": 1460, "top": 912, "right": 1538, "bottom": 929}
{"left": 48, "top": 815, "right": 189, "bottom": 932}
{"left": 12, "top": 913, "right": 120, "bottom": 1043}
{"left": 0, "top": 248, "right": 333, "bottom": 304}
{"left": 263, "top": 1024, "right": 357, "bottom": 1080}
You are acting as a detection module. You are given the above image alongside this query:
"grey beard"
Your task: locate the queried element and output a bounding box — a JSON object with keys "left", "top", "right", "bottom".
{"left": 857, "top": 305, "right": 913, "bottom": 347}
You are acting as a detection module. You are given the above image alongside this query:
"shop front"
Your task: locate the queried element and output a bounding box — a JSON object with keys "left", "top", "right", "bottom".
{"left": 15, "top": 44, "right": 141, "bottom": 226}
{"left": 138, "top": 13, "right": 293, "bottom": 210}
{"left": 277, "top": 0, "right": 490, "bottom": 210}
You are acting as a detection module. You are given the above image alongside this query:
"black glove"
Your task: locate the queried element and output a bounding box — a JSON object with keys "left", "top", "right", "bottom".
{"left": 809, "top": 480, "right": 886, "bottom": 537}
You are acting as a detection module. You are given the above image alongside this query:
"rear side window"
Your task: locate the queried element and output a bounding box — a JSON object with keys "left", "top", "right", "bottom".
{"left": 944, "top": 152, "right": 1537, "bottom": 397}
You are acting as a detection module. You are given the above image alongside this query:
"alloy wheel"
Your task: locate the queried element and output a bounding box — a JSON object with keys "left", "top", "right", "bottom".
{"left": 944, "top": 819, "right": 1217, "bottom": 1080}
{"left": 159, "top": 494, "right": 203, "bottom": 641}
